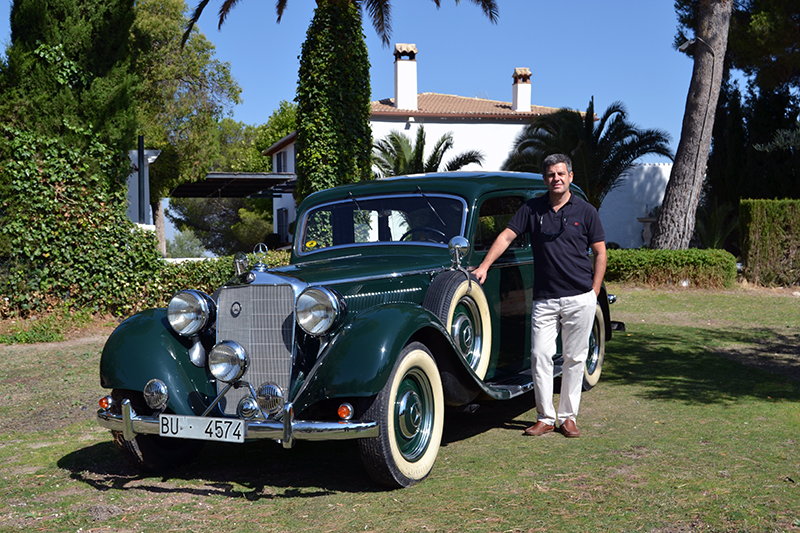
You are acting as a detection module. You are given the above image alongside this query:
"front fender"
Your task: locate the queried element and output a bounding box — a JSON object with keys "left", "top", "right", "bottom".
{"left": 292, "top": 303, "right": 453, "bottom": 413}
{"left": 100, "top": 308, "right": 216, "bottom": 415}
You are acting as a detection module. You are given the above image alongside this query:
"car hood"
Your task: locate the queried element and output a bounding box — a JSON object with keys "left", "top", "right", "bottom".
{"left": 271, "top": 248, "right": 449, "bottom": 286}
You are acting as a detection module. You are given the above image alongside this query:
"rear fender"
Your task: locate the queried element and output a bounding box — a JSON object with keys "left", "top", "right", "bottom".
{"left": 100, "top": 308, "right": 216, "bottom": 415}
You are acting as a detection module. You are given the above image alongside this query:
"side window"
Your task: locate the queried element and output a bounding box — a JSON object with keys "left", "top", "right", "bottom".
{"left": 474, "top": 196, "right": 527, "bottom": 250}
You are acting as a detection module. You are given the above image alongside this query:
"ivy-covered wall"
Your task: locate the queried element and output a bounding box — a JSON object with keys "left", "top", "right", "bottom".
{"left": 0, "top": 126, "right": 161, "bottom": 317}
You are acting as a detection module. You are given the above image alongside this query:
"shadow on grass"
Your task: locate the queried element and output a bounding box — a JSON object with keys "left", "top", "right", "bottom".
{"left": 603, "top": 324, "right": 800, "bottom": 404}
{"left": 58, "top": 437, "right": 384, "bottom": 498}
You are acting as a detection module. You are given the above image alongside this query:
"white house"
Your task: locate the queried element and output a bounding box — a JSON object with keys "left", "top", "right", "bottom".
{"left": 265, "top": 43, "right": 670, "bottom": 248}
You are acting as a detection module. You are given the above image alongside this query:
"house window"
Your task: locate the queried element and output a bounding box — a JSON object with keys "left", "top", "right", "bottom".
{"left": 276, "top": 151, "right": 287, "bottom": 173}
{"left": 278, "top": 208, "right": 289, "bottom": 242}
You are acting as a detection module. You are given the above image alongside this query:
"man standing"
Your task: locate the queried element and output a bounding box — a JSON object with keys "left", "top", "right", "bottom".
{"left": 473, "top": 154, "right": 606, "bottom": 438}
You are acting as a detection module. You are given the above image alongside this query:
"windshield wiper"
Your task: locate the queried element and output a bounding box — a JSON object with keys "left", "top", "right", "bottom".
{"left": 348, "top": 191, "right": 363, "bottom": 212}
{"left": 416, "top": 186, "right": 446, "bottom": 227}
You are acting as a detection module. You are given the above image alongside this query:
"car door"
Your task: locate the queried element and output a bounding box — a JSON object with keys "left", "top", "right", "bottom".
{"left": 470, "top": 193, "right": 535, "bottom": 379}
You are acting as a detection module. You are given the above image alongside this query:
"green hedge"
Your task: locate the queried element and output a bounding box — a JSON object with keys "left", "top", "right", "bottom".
{"left": 740, "top": 199, "right": 800, "bottom": 286}
{"left": 606, "top": 248, "right": 737, "bottom": 289}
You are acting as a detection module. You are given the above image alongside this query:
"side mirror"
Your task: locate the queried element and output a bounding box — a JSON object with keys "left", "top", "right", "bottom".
{"left": 448, "top": 236, "right": 470, "bottom": 269}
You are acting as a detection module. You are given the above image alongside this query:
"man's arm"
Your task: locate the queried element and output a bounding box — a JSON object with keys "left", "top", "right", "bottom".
{"left": 472, "top": 228, "right": 518, "bottom": 284}
{"left": 590, "top": 240, "right": 607, "bottom": 297}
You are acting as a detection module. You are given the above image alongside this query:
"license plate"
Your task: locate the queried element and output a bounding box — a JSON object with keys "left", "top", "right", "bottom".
{"left": 159, "top": 414, "right": 245, "bottom": 443}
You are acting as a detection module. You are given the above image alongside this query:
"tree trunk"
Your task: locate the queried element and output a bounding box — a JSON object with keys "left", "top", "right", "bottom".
{"left": 151, "top": 199, "right": 167, "bottom": 258}
{"left": 651, "top": 0, "right": 733, "bottom": 250}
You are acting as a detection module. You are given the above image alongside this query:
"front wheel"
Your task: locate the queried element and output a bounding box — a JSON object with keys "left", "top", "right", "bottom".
{"left": 110, "top": 389, "right": 204, "bottom": 473}
{"left": 358, "top": 342, "right": 444, "bottom": 488}
{"left": 582, "top": 304, "right": 606, "bottom": 391}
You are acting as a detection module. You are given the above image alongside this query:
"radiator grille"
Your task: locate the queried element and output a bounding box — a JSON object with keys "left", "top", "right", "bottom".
{"left": 216, "top": 284, "right": 295, "bottom": 415}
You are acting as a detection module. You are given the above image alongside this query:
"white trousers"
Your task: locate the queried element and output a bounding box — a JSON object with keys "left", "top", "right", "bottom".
{"left": 531, "top": 290, "right": 597, "bottom": 426}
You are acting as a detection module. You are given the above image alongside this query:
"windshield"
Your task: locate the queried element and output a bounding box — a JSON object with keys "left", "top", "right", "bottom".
{"left": 298, "top": 194, "right": 466, "bottom": 254}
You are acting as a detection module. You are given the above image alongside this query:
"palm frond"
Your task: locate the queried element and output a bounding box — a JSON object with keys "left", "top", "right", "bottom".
{"left": 182, "top": 0, "right": 212, "bottom": 47}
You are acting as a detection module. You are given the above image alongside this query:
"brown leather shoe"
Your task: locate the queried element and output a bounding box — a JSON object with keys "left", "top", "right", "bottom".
{"left": 559, "top": 419, "right": 580, "bottom": 438}
{"left": 523, "top": 421, "right": 554, "bottom": 436}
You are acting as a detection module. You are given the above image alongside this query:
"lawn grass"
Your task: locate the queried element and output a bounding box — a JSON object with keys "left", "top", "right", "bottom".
{"left": 0, "top": 284, "right": 798, "bottom": 532}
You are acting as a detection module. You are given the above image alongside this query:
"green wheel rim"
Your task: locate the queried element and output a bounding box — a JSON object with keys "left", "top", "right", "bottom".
{"left": 393, "top": 367, "right": 435, "bottom": 461}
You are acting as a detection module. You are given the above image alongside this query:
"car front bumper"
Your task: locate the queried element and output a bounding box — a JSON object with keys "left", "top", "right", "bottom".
{"left": 97, "top": 399, "right": 379, "bottom": 449}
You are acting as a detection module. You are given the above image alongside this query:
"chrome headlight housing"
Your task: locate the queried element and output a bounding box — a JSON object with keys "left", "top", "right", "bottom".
{"left": 209, "top": 340, "right": 248, "bottom": 383}
{"left": 295, "top": 286, "right": 344, "bottom": 336}
{"left": 167, "top": 290, "right": 216, "bottom": 337}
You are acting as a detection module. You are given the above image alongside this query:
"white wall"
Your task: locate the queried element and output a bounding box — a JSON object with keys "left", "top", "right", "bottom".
{"left": 599, "top": 163, "right": 671, "bottom": 249}
{"left": 371, "top": 117, "right": 525, "bottom": 172}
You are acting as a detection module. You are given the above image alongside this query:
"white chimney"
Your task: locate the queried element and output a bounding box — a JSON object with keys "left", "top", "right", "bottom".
{"left": 394, "top": 43, "right": 418, "bottom": 111}
{"left": 511, "top": 68, "right": 532, "bottom": 112}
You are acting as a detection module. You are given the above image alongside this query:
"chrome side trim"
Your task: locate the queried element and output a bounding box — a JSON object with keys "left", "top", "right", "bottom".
{"left": 98, "top": 408, "right": 379, "bottom": 445}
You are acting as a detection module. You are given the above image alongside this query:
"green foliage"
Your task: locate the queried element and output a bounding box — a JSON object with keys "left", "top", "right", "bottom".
{"left": 754, "top": 120, "right": 800, "bottom": 152}
{"left": 0, "top": 126, "right": 162, "bottom": 318}
{"left": 373, "top": 125, "right": 485, "bottom": 178}
{"left": 295, "top": 2, "right": 373, "bottom": 203}
{"left": 740, "top": 199, "right": 800, "bottom": 286}
{"left": 131, "top": 0, "right": 242, "bottom": 205}
{"left": 166, "top": 228, "right": 208, "bottom": 258}
{"left": 696, "top": 198, "right": 739, "bottom": 250}
{"left": 606, "top": 248, "right": 737, "bottom": 289}
{"left": 0, "top": 306, "right": 92, "bottom": 344}
{"left": 502, "top": 97, "right": 673, "bottom": 209}
{"left": 0, "top": 0, "right": 138, "bottom": 152}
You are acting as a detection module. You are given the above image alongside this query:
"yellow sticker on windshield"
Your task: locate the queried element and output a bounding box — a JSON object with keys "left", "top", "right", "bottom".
{"left": 306, "top": 240, "right": 317, "bottom": 249}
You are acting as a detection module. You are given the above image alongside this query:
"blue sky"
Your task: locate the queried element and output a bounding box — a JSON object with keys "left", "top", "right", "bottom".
{"left": 1, "top": 0, "right": 694, "bottom": 164}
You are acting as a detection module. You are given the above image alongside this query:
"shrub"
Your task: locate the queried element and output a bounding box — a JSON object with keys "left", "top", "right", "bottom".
{"left": 606, "top": 248, "right": 737, "bottom": 289}
{"left": 740, "top": 199, "right": 800, "bottom": 286}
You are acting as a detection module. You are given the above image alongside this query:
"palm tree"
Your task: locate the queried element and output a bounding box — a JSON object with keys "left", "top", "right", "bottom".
{"left": 373, "top": 126, "right": 485, "bottom": 177}
{"left": 502, "top": 97, "right": 674, "bottom": 209}
{"left": 183, "top": 1, "right": 498, "bottom": 202}
{"left": 184, "top": 1, "right": 499, "bottom": 47}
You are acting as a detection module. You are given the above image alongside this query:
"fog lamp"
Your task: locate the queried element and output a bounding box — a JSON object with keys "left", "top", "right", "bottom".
{"left": 209, "top": 341, "right": 248, "bottom": 383}
{"left": 237, "top": 397, "right": 260, "bottom": 420}
{"left": 143, "top": 379, "right": 169, "bottom": 411}
{"left": 256, "top": 382, "right": 284, "bottom": 416}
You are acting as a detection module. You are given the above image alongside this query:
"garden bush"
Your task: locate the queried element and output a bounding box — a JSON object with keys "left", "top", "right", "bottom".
{"left": 740, "top": 199, "right": 800, "bottom": 286}
{"left": 606, "top": 248, "right": 737, "bottom": 289}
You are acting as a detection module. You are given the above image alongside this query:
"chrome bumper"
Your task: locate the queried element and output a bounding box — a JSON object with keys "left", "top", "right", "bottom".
{"left": 97, "top": 399, "right": 379, "bottom": 449}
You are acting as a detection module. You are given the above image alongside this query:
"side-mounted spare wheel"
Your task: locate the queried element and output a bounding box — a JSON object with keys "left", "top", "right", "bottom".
{"left": 358, "top": 342, "right": 445, "bottom": 488}
{"left": 583, "top": 304, "right": 606, "bottom": 391}
{"left": 110, "top": 389, "right": 204, "bottom": 473}
{"left": 423, "top": 270, "right": 492, "bottom": 380}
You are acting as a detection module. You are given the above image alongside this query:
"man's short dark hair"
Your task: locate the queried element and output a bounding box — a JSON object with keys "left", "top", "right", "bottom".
{"left": 542, "top": 154, "right": 573, "bottom": 175}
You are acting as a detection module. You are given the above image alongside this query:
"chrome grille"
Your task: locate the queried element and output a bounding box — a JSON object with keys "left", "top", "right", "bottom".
{"left": 216, "top": 284, "right": 295, "bottom": 415}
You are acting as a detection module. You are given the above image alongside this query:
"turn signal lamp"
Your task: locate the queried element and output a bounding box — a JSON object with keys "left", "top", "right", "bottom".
{"left": 337, "top": 402, "right": 354, "bottom": 421}
{"left": 99, "top": 396, "right": 112, "bottom": 410}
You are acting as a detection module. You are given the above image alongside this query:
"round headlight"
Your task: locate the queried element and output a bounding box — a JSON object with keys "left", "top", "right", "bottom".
{"left": 295, "top": 287, "right": 343, "bottom": 336}
{"left": 209, "top": 340, "right": 248, "bottom": 383}
{"left": 167, "top": 290, "right": 215, "bottom": 337}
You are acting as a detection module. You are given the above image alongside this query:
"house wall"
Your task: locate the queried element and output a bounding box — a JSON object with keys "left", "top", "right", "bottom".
{"left": 598, "top": 163, "right": 670, "bottom": 249}
{"left": 371, "top": 116, "right": 526, "bottom": 173}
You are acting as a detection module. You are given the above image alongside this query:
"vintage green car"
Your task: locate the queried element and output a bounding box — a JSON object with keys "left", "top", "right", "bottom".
{"left": 97, "top": 171, "right": 620, "bottom": 488}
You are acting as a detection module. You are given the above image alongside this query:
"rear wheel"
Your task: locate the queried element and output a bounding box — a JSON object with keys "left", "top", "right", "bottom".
{"left": 110, "top": 389, "right": 204, "bottom": 473}
{"left": 358, "top": 342, "right": 444, "bottom": 488}
{"left": 582, "top": 305, "right": 606, "bottom": 391}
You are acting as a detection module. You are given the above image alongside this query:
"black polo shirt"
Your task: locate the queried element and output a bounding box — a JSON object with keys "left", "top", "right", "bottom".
{"left": 507, "top": 193, "right": 605, "bottom": 300}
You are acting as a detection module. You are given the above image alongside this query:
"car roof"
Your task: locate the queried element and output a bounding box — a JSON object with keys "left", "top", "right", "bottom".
{"left": 298, "top": 171, "right": 556, "bottom": 209}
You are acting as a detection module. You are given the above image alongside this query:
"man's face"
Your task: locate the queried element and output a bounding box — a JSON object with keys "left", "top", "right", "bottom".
{"left": 543, "top": 162, "right": 573, "bottom": 196}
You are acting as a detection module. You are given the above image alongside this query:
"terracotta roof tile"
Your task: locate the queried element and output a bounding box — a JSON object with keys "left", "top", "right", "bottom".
{"left": 371, "top": 92, "right": 560, "bottom": 120}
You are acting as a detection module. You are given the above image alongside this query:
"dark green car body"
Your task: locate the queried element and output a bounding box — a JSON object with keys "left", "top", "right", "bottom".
{"left": 97, "top": 172, "right": 616, "bottom": 487}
